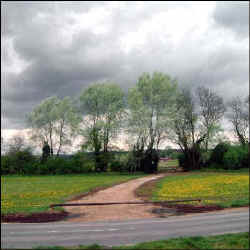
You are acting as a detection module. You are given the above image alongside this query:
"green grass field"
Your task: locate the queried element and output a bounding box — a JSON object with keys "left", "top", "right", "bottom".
{"left": 1, "top": 173, "right": 144, "bottom": 215}
{"left": 34, "top": 232, "right": 249, "bottom": 249}
{"left": 158, "top": 159, "right": 179, "bottom": 170}
{"left": 153, "top": 172, "right": 249, "bottom": 207}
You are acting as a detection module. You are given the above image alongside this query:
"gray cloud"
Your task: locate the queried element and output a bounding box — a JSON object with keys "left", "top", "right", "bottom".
{"left": 213, "top": 1, "right": 249, "bottom": 38}
{"left": 1, "top": 2, "right": 249, "bottom": 129}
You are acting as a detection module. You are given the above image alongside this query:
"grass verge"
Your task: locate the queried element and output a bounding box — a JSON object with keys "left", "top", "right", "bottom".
{"left": 33, "top": 232, "right": 249, "bottom": 249}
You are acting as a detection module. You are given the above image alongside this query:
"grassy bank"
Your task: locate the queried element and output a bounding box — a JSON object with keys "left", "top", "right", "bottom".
{"left": 34, "top": 232, "right": 249, "bottom": 249}
{"left": 1, "top": 173, "right": 144, "bottom": 215}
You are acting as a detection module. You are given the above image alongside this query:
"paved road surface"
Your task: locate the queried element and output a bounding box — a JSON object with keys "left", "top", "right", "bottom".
{"left": 2, "top": 208, "right": 249, "bottom": 249}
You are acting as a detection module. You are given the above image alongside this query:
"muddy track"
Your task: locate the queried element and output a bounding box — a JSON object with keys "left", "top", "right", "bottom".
{"left": 63, "top": 173, "right": 168, "bottom": 222}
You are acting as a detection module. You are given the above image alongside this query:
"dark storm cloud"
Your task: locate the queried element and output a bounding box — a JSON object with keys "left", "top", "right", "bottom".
{"left": 1, "top": 1, "right": 102, "bottom": 36}
{"left": 213, "top": 1, "right": 249, "bottom": 38}
{"left": 1, "top": 2, "right": 249, "bottom": 129}
{"left": 178, "top": 45, "right": 248, "bottom": 91}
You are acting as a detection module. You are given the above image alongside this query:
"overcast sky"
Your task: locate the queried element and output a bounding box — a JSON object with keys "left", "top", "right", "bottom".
{"left": 1, "top": 1, "right": 249, "bottom": 136}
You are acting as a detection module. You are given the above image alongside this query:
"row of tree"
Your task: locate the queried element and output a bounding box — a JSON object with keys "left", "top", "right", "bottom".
{"left": 5, "top": 72, "right": 248, "bottom": 173}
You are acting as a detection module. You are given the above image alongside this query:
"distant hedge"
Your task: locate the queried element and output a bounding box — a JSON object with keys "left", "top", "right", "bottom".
{"left": 1, "top": 149, "right": 36, "bottom": 175}
{"left": 1, "top": 151, "right": 132, "bottom": 175}
{"left": 1, "top": 151, "right": 95, "bottom": 175}
{"left": 209, "top": 142, "right": 231, "bottom": 166}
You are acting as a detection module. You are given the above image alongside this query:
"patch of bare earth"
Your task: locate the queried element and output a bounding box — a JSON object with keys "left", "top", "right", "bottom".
{"left": 63, "top": 174, "right": 168, "bottom": 222}
{"left": 1, "top": 211, "right": 69, "bottom": 223}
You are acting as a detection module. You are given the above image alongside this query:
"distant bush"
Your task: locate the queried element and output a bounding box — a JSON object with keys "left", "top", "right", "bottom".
{"left": 240, "top": 146, "right": 249, "bottom": 168}
{"left": 109, "top": 158, "right": 122, "bottom": 172}
{"left": 45, "top": 157, "right": 71, "bottom": 174}
{"left": 169, "top": 151, "right": 181, "bottom": 159}
{"left": 208, "top": 143, "right": 249, "bottom": 170}
{"left": 71, "top": 152, "right": 86, "bottom": 167}
{"left": 209, "top": 142, "right": 231, "bottom": 166}
{"left": 1, "top": 149, "right": 36, "bottom": 175}
{"left": 109, "top": 153, "right": 130, "bottom": 172}
{"left": 1, "top": 155, "right": 13, "bottom": 174}
{"left": 42, "top": 153, "right": 95, "bottom": 174}
{"left": 177, "top": 152, "right": 188, "bottom": 171}
{"left": 223, "top": 147, "right": 240, "bottom": 170}
{"left": 223, "top": 145, "right": 249, "bottom": 170}
{"left": 72, "top": 152, "right": 95, "bottom": 173}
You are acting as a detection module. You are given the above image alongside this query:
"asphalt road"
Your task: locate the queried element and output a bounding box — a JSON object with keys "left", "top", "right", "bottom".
{"left": 2, "top": 208, "right": 249, "bottom": 249}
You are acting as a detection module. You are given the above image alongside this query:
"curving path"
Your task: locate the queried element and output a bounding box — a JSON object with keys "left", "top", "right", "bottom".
{"left": 64, "top": 173, "right": 167, "bottom": 222}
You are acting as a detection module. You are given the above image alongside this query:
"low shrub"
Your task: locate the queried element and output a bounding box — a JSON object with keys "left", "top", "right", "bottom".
{"left": 223, "top": 147, "right": 240, "bottom": 170}
{"left": 36, "top": 162, "right": 51, "bottom": 175}
{"left": 241, "top": 146, "right": 249, "bottom": 168}
{"left": 1, "top": 149, "right": 36, "bottom": 175}
{"left": 109, "top": 159, "right": 122, "bottom": 172}
{"left": 209, "top": 142, "right": 231, "bottom": 166}
{"left": 83, "top": 160, "right": 95, "bottom": 172}
{"left": 223, "top": 144, "right": 249, "bottom": 170}
{"left": 1, "top": 155, "right": 13, "bottom": 174}
{"left": 126, "top": 151, "right": 145, "bottom": 172}
{"left": 170, "top": 151, "right": 182, "bottom": 160}
{"left": 109, "top": 153, "right": 129, "bottom": 172}
{"left": 42, "top": 154, "right": 95, "bottom": 174}
{"left": 207, "top": 143, "right": 249, "bottom": 170}
{"left": 22, "top": 161, "right": 40, "bottom": 175}
{"left": 177, "top": 152, "right": 186, "bottom": 170}
{"left": 71, "top": 152, "right": 87, "bottom": 170}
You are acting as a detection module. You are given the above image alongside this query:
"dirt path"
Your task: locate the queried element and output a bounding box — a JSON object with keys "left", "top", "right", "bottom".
{"left": 64, "top": 174, "right": 167, "bottom": 222}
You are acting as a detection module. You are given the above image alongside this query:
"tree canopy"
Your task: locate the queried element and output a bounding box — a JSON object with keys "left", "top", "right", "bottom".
{"left": 79, "top": 82, "right": 125, "bottom": 171}
{"left": 27, "top": 96, "right": 81, "bottom": 156}
{"left": 25, "top": 72, "right": 248, "bottom": 172}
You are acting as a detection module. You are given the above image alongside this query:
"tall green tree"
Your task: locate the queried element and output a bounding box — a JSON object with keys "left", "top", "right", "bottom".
{"left": 54, "top": 97, "right": 82, "bottom": 156}
{"left": 127, "top": 72, "right": 178, "bottom": 173}
{"left": 27, "top": 96, "right": 81, "bottom": 156}
{"left": 79, "top": 82, "right": 125, "bottom": 171}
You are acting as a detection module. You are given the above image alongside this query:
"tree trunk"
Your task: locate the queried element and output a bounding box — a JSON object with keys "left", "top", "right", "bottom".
{"left": 56, "top": 119, "right": 65, "bottom": 156}
{"left": 182, "top": 145, "right": 202, "bottom": 171}
{"left": 49, "top": 124, "right": 53, "bottom": 156}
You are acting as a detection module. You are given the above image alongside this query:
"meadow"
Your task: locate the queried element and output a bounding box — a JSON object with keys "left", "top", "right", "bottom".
{"left": 153, "top": 171, "right": 249, "bottom": 207}
{"left": 1, "top": 173, "right": 144, "bottom": 215}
